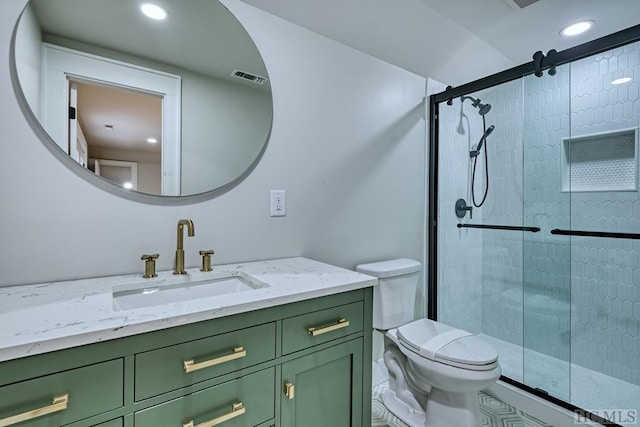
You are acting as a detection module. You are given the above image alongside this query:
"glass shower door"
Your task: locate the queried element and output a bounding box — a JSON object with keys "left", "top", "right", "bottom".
{"left": 565, "top": 42, "right": 640, "bottom": 425}
{"left": 522, "top": 64, "right": 572, "bottom": 401}
{"left": 436, "top": 78, "right": 528, "bottom": 385}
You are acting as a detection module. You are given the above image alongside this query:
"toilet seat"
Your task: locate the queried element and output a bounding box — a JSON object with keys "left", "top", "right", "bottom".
{"left": 397, "top": 319, "right": 498, "bottom": 371}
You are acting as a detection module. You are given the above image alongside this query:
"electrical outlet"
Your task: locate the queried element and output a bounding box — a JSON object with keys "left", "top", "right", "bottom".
{"left": 270, "top": 190, "right": 286, "bottom": 217}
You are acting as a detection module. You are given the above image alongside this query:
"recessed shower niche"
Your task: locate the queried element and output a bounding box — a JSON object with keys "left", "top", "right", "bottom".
{"left": 561, "top": 128, "right": 639, "bottom": 192}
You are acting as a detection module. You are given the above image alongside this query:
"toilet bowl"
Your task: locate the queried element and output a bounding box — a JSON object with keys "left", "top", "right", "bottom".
{"left": 389, "top": 319, "right": 501, "bottom": 427}
{"left": 356, "top": 259, "right": 501, "bottom": 427}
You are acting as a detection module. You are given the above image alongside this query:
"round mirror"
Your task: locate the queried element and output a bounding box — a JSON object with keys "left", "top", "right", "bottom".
{"left": 12, "top": 0, "right": 272, "bottom": 201}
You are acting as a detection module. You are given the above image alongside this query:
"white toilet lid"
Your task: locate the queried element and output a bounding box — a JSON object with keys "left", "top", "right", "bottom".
{"left": 397, "top": 319, "right": 498, "bottom": 368}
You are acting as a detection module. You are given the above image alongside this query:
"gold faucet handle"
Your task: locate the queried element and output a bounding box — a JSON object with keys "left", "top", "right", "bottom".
{"left": 141, "top": 253, "right": 159, "bottom": 278}
{"left": 199, "top": 250, "right": 215, "bottom": 272}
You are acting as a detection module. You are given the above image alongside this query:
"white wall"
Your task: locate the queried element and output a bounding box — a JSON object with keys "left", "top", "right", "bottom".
{"left": 0, "top": 0, "right": 426, "bottom": 288}
{"left": 90, "top": 146, "right": 162, "bottom": 195}
{"left": 181, "top": 73, "right": 272, "bottom": 195}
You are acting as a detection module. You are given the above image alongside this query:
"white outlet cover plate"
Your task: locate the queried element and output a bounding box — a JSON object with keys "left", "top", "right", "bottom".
{"left": 270, "top": 190, "right": 286, "bottom": 217}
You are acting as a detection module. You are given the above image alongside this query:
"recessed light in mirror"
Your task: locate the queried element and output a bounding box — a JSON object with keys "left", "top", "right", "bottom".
{"left": 123, "top": 182, "right": 133, "bottom": 189}
{"left": 140, "top": 3, "right": 168, "bottom": 20}
{"left": 560, "top": 20, "right": 594, "bottom": 37}
{"left": 147, "top": 137, "right": 158, "bottom": 144}
{"left": 611, "top": 77, "right": 632, "bottom": 85}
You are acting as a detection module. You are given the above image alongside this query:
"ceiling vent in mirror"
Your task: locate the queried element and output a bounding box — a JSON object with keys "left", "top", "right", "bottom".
{"left": 231, "top": 69, "right": 268, "bottom": 85}
{"left": 503, "top": 0, "right": 540, "bottom": 9}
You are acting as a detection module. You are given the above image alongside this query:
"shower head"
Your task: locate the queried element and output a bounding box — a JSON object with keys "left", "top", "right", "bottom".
{"left": 460, "top": 95, "right": 492, "bottom": 116}
{"left": 477, "top": 102, "right": 492, "bottom": 116}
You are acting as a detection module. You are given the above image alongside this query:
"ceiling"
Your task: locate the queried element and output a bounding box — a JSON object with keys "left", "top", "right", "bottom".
{"left": 75, "top": 82, "right": 161, "bottom": 155}
{"left": 419, "top": 0, "right": 640, "bottom": 65}
{"left": 239, "top": 0, "right": 640, "bottom": 86}
{"left": 22, "top": 0, "right": 640, "bottom": 155}
{"left": 26, "top": 0, "right": 640, "bottom": 91}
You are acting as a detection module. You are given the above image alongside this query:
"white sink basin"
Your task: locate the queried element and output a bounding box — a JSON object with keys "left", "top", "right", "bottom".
{"left": 112, "top": 271, "right": 269, "bottom": 311}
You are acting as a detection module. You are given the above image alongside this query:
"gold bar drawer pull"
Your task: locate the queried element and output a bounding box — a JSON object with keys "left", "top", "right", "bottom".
{"left": 0, "top": 394, "right": 69, "bottom": 427}
{"left": 182, "top": 402, "right": 245, "bottom": 427}
{"left": 183, "top": 347, "right": 246, "bottom": 373}
{"left": 307, "top": 318, "right": 350, "bottom": 336}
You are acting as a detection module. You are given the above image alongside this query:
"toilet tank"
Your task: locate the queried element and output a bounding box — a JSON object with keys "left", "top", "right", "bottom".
{"left": 355, "top": 258, "right": 422, "bottom": 330}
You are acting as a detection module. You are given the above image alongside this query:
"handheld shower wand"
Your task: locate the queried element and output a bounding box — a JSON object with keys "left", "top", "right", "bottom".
{"left": 454, "top": 94, "right": 495, "bottom": 209}
{"left": 470, "top": 125, "right": 495, "bottom": 158}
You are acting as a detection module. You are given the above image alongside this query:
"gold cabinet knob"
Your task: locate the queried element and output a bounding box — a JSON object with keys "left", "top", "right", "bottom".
{"left": 199, "top": 250, "right": 215, "bottom": 272}
{"left": 284, "top": 382, "right": 295, "bottom": 399}
{"left": 141, "top": 253, "right": 159, "bottom": 278}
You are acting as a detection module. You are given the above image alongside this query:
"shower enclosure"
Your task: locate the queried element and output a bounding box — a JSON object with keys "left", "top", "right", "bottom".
{"left": 429, "top": 26, "right": 640, "bottom": 426}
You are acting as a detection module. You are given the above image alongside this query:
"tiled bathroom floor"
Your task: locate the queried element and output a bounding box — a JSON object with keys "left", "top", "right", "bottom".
{"left": 480, "top": 333, "right": 640, "bottom": 427}
{"left": 372, "top": 382, "right": 553, "bottom": 427}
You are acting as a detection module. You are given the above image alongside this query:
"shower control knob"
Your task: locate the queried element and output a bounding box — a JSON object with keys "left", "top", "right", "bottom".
{"left": 455, "top": 199, "right": 473, "bottom": 219}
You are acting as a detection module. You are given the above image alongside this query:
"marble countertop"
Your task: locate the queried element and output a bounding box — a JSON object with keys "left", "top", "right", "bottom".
{"left": 0, "top": 257, "right": 377, "bottom": 363}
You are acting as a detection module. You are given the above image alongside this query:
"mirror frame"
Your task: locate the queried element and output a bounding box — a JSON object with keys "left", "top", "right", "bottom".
{"left": 9, "top": 0, "right": 272, "bottom": 205}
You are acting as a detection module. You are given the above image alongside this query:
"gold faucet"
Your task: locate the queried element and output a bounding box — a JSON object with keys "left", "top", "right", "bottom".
{"left": 174, "top": 219, "right": 195, "bottom": 275}
{"left": 141, "top": 253, "right": 159, "bottom": 278}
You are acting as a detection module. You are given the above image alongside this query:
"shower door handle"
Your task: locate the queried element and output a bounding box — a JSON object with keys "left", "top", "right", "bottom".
{"left": 550, "top": 229, "right": 640, "bottom": 239}
{"left": 457, "top": 224, "right": 540, "bottom": 232}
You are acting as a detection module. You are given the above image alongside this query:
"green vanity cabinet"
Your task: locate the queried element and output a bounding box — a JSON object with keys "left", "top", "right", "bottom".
{"left": 0, "top": 287, "right": 372, "bottom": 427}
{"left": 281, "top": 339, "right": 364, "bottom": 427}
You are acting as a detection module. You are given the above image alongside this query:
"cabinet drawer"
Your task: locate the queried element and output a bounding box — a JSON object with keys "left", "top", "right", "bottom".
{"left": 281, "top": 301, "right": 364, "bottom": 355}
{"left": 134, "top": 368, "right": 275, "bottom": 427}
{"left": 0, "top": 359, "right": 123, "bottom": 427}
{"left": 95, "top": 418, "right": 122, "bottom": 427}
{"left": 135, "top": 322, "right": 276, "bottom": 400}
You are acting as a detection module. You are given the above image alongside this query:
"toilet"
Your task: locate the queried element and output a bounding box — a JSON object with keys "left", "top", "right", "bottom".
{"left": 356, "top": 259, "right": 501, "bottom": 427}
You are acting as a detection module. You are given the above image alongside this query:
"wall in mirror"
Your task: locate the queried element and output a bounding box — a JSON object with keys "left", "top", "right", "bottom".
{"left": 13, "top": 0, "right": 273, "bottom": 197}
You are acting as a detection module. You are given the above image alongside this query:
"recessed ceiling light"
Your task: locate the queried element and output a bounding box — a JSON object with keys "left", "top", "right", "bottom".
{"left": 560, "top": 20, "right": 594, "bottom": 37}
{"left": 147, "top": 137, "right": 158, "bottom": 144}
{"left": 612, "top": 77, "right": 632, "bottom": 85}
{"left": 123, "top": 182, "right": 133, "bottom": 189}
{"left": 140, "top": 3, "right": 168, "bottom": 20}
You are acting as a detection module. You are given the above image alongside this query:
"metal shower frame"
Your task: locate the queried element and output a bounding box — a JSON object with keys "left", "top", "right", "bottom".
{"left": 427, "top": 23, "right": 640, "bottom": 425}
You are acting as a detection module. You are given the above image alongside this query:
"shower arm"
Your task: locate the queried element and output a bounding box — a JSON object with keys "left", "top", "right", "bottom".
{"left": 460, "top": 95, "right": 481, "bottom": 107}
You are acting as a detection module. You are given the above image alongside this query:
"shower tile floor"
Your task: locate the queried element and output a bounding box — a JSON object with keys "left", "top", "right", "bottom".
{"left": 372, "top": 382, "right": 552, "bottom": 427}
{"left": 480, "top": 334, "right": 640, "bottom": 427}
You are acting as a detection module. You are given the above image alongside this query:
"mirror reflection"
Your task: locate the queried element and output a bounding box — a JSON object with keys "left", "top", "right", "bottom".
{"left": 14, "top": 0, "right": 273, "bottom": 197}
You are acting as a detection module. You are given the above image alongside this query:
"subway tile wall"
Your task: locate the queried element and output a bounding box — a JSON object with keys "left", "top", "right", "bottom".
{"left": 480, "top": 78, "right": 526, "bottom": 362}
{"left": 568, "top": 43, "right": 640, "bottom": 385}
{"left": 434, "top": 78, "right": 485, "bottom": 335}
